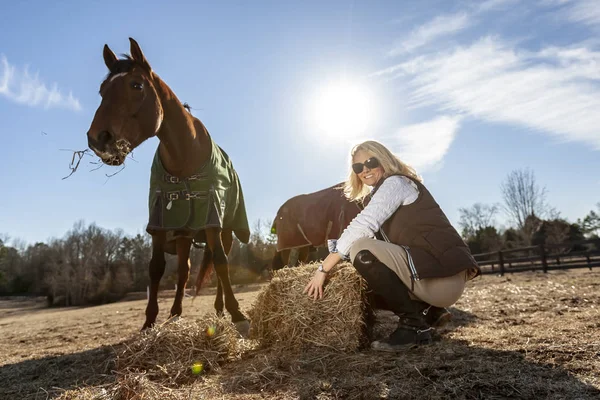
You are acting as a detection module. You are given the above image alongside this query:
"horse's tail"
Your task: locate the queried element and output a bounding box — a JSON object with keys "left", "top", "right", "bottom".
{"left": 194, "top": 247, "right": 214, "bottom": 296}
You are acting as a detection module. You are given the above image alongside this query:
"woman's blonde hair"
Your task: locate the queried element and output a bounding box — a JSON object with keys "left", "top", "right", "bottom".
{"left": 343, "top": 140, "right": 422, "bottom": 202}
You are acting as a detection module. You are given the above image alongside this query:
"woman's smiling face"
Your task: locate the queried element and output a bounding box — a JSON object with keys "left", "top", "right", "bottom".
{"left": 353, "top": 149, "right": 384, "bottom": 187}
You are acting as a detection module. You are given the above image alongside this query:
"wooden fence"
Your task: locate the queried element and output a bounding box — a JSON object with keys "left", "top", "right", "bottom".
{"left": 473, "top": 238, "right": 600, "bottom": 276}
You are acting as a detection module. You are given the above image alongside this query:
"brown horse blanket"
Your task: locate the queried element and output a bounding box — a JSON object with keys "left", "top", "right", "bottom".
{"left": 146, "top": 136, "right": 250, "bottom": 249}
{"left": 271, "top": 183, "right": 362, "bottom": 251}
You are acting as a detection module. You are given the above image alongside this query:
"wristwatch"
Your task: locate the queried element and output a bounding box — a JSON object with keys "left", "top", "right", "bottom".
{"left": 317, "top": 264, "right": 328, "bottom": 274}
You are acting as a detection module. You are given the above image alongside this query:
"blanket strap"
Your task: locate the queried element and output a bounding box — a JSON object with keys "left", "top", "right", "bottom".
{"left": 163, "top": 173, "right": 208, "bottom": 184}
{"left": 165, "top": 190, "right": 209, "bottom": 210}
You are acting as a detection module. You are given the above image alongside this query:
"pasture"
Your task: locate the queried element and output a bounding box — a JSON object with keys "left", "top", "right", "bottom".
{"left": 1, "top": 269, "right": 599, "bottom": 399}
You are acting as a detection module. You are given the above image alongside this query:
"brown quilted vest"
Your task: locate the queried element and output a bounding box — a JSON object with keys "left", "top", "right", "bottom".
{"left": 365, "top": 175, "right": 480, "bottom": 281}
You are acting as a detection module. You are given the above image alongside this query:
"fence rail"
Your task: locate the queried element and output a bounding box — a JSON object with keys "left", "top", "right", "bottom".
{"left": 473, "top": 238, "right": 600, "bottom": 275}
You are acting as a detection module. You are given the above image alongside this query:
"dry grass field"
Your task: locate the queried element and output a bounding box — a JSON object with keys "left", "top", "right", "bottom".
{"left": 1, "top": 269, "right": 599, "bottom": 399}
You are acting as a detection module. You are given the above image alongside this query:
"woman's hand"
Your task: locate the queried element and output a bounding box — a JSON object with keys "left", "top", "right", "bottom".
{"left": 303, "top": 271, "right": 327, "bottom": 300}
{"left": 302, "top": 253, "right": 342, "bottom": 300}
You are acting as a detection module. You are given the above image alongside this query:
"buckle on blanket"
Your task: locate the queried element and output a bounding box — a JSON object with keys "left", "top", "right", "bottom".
{"left": 166, "top": 192, "right": 180, "bottom": 201}
{"left": 165, "top": 175, "right": 180, "bottom": 184}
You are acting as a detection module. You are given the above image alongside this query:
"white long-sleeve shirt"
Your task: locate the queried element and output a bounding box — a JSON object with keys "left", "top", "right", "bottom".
{"left": 334, "top": 175, "right": 419, "bottom": 257}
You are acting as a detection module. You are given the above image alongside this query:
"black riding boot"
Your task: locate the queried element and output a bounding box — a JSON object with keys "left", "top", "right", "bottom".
{"left": 425, "top": 306, "right": 452, "bottom": 327}
{"left": 353, "top": 250, "right": 433, "bottom": 352}
{"left": 371, "top": 297, "right": 452, "bottom": 328}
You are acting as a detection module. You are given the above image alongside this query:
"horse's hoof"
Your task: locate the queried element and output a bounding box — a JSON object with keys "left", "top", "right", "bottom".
{"left": 141, "top": 323, "right": 153, "bottom": 332}
{"left": 164, "top": 315, "right": 180, "bottom": 325}
{"left": 234, "top": 320, "right": 250, "bottom": 338}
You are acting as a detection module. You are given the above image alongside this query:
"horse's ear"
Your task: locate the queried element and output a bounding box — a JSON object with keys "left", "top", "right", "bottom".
{"left": 103, "top": 44, "right": 118, "bottom": 72}
{"left": 129, "top": 37, "right": 152, "bottom": 73}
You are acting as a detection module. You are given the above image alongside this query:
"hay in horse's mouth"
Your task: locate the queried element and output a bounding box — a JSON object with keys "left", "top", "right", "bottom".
{"left": 102, "top": 156, "right": 123, "bottom": 166}
{"left": 99, "top": 138, "right": 133, "bottom": 166}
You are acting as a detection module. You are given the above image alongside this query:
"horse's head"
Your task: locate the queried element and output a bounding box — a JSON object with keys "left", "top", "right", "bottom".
{"left": 87, "top": 38, "right": 163, "bottom": 165}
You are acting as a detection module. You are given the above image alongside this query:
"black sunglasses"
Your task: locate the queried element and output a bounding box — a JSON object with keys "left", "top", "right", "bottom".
{"left": 352, "top": 157, "right": 380, "bottom": 174}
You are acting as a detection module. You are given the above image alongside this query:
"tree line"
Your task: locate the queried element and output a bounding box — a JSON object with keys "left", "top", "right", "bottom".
{"left": 1, "top": 168, "right": 598, "bottom": 306}
{"left": 458, "top": 168, "right": 599, "bottom": 255}
{"left": 0, "top": 220, "right": 277, "bottom": 306}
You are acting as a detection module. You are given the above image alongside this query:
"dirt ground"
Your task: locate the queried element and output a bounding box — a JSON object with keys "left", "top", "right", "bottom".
{"left": 1, "top": 270, "right": 599, "bottom": 399}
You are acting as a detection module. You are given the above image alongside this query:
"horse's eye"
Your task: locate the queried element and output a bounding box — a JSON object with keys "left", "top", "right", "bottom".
{"left": 130, "top": 81, "right": 143, "bottom": 90}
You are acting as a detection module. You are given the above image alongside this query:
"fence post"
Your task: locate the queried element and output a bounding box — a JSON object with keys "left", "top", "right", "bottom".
{"left": 498, "top": 251, "right": 505, "bottom": 276}
{"left": 540, "top": 244, "right": 548, "bottom": 273}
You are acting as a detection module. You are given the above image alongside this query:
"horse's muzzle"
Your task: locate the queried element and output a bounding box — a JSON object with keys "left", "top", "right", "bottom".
{"left": 87, "top": 130, "right": 123, "bottom": 165}
{"left": 87, "top": 130, "right": 114, "bottom": 152}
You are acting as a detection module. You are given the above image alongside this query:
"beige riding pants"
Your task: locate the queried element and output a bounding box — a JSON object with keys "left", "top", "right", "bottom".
{"left": 349, "top": 238, "right": 468, "bottom": 308}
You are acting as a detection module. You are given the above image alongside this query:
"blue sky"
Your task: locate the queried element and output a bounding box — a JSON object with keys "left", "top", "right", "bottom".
{"left": 1, "top": 0, "right": 599, "bottom": 246}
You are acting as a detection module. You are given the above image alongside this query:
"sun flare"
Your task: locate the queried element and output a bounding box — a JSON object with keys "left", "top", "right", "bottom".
{"left": 310, "top": 80, "right": 374, "bottom": 139}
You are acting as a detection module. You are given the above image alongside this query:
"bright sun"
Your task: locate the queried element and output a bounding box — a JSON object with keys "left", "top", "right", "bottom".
{"left": 310, "top": 80, "right": 374, "bottom": 139}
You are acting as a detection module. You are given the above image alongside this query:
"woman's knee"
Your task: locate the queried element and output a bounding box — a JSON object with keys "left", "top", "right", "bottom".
{"left": 349, "top": 238, "right": 377, "bottom": 262}
{"left": 417, "top": 277, "right": 465, "bottom": 307}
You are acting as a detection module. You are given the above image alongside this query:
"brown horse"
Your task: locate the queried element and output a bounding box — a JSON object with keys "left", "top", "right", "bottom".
{"left": 86, "top": 38, "right": 251, "bottom": 334}
{"left": 270, "top": 183, "right": 362, "bottom": 270}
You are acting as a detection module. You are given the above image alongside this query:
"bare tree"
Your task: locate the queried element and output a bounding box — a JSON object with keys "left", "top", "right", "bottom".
{"left": 458, "top": 203, "right": 500, "bottom": 239}
{"left": 501, "top": 168, "right": 549, "bottom": 229}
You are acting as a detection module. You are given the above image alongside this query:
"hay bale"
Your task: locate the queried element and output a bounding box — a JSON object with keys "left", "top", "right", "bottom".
{"left": 115, "top": 314, "right": 240, "bottom": 386}
{"left": 248, "top": 262, "right": 372, "bottom": 352}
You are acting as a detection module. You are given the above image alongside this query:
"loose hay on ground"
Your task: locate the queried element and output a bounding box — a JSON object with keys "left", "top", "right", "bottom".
{"left": 55, "top": 374, "right": 191, "bottom": 400}
{"left": 114, "top": 314, "right": 241, "bottom": 386}
{"left": 248, "top": 262, "right": 372, "bottom": 352}
{"left": 7, "top": 270, "right": 600, "bottom": 399}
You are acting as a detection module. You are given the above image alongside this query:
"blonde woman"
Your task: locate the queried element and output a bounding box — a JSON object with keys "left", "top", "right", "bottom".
{"left": 304, "top": 140, "right": 480, "bottom": 352}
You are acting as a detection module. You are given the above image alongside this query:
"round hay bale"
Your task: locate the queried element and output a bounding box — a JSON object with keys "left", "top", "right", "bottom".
{"left": 248, "top": 262, "right": 373, "bottom": 352}
{"left": 115, "top": 314, "right": 240, "bottom": 386}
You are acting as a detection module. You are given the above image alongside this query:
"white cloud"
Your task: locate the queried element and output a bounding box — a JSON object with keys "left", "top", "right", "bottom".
{"left": 383, "top": 116, "right": 462, "bottom": 171}
{"left": 388, "top": 13, "right": 471, "bottom": 56}
{"left": 0, "top": 55, "right": 81, "bottom": 111}
{"left": 375, "top": 37, "right": 600, "bottom": 150}
{"left": 538, "top": 0, "right": 573, "bottom": 5}
{"left": 477, "top": 0, "right": 521, "bottom": 13}
{"left": 565, "top": 0, "right": 600, "bottom": 26}
{"left": 540, "top": 0, "right": 600, "bottom": 26}
{"left": 387, "top": 0, "right": 522, "bottom": 57}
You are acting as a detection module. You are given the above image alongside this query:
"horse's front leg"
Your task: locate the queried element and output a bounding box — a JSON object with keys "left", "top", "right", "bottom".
{"left": 215, "top": 279, "right": 224, "bottom": 317}
{"left": 296, "top": 246, "right": 310, "bottom": 266}
{"left": 271, "top": 250, "right": 287, "bottom": 271}
{"left": 143, "top": 233, "right": 166, "bottom": 330}
{"left": 170, "top": 237, "right": 192, "bottom": 318}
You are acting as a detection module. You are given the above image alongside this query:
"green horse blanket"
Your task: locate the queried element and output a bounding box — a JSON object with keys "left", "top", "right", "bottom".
{"left": 146, "top": 136, "right": 250, "bottom": 249}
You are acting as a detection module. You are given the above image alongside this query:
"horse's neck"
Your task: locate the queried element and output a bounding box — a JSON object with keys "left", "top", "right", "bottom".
{"left": 154, "top": 77, "right": 210, "bottom": 177}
